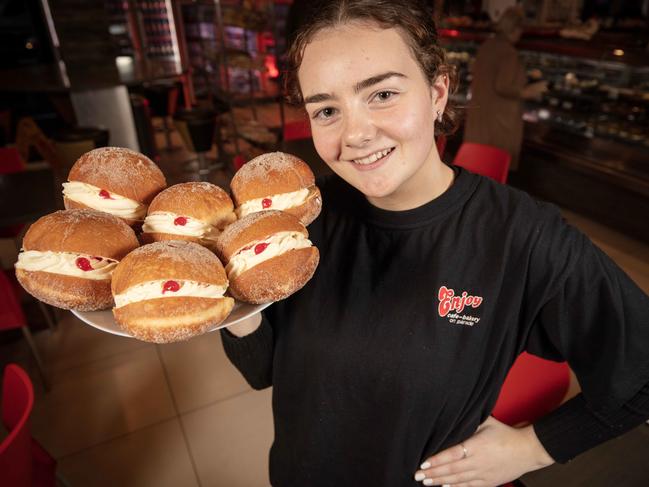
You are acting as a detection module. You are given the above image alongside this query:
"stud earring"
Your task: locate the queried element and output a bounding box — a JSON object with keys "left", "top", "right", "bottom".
{"left": 436, "top": 110, "right": 443, "bottom": 123}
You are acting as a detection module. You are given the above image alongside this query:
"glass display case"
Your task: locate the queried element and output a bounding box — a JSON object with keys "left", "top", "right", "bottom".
{"left": 176, "top": 0, "right": 283, "bottom": 101}
{"left": 442, "top": 36, "right": 649, "bottom": 148}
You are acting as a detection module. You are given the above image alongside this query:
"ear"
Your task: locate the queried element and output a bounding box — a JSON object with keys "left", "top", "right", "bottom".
{"left": 430, "top": 73, "right": 450, "bottom": 114}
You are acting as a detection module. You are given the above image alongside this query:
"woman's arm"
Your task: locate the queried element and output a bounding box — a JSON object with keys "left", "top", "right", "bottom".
{"left": 220, "top": 312, "right": 274, "bottom": 390}
{"left": 414, "top": 382, "right": 649, "bottom": 486}
{"left": 534, "top": 382, "right": 649, "bottom": 463}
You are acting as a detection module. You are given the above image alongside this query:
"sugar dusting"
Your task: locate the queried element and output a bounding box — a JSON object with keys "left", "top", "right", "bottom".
{"left": 151, "top": 182, "right": 233, "bottom": 216}
{"left": 232, "top": 152, "right": 311, "bottom": 189}
{"left": 69, "top": 147, "right": 166, "bottom": 202}
{"left": 128, "top": 240, "right": 219, "bottom": 267}
{"left": 43, "top": 209, "right": 134, "bottom": 249}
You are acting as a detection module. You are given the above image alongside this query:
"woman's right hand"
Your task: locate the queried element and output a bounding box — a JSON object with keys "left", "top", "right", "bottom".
{"left": 522, "top": 80, "right": 548, "bottom": 100}
{"left": 227, "top": 312, "right": 263, "bottom": 337}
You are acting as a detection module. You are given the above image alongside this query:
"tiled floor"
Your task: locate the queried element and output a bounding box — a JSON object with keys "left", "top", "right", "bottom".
{"left": 1, "top": 109, "right": 648, "bottom": 486}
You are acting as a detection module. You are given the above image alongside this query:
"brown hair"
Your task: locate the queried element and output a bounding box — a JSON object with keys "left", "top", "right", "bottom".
{"left": 284, "top": 0, "right": 459, "bottom": 136}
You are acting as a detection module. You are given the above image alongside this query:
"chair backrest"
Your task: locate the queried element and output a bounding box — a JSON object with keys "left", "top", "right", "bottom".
{"left": 0, "top": 364, "right": 35, "bottom": 487}
{"left": 283, "top": 119, "right": 311, "bottom": 142}
{"left": 452, "top": 142, "right": 511, "bottom": 184}
{"left": 0, "top": 270, "right": 27, "bottom": 331}
{"left": 492, "top": 352, "right": 570, "bottom": 426}
{"left": 0, "top": 147, "right": 26, "bottom": 174}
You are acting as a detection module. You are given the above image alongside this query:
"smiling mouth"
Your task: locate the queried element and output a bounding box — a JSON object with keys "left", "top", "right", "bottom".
{"left": 351, "top": 147, "right": 395, "bottom": 165}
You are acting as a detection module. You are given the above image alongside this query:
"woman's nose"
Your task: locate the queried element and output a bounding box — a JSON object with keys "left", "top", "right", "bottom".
{"left": 343, "top": 110, "right": 376, "bottom": 147}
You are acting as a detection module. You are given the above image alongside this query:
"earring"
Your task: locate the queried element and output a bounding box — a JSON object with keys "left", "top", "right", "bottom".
{"left": 436, "top": 110, "right": 443, "bottom": 123}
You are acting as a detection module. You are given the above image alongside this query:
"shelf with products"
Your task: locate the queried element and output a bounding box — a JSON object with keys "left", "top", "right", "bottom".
{"left": 177, "top": 0, "right": 284, "bottom": 100}
{"left": 134, "top": 0, "right": 179, "bottom": 61}
{"left": 441, "top": 34, "right": 649, "bottom": 148}
{"left": 175, "top": 0, "right": 287, "bottom": 159}
{"left": 105, "top": 0, "right": 135, "bottom": 57}
{"left": 176, "top": 1, "right": 221, "bottom": 100}
{"left": 104, "top": 0, "right": 182, "bottom": 66}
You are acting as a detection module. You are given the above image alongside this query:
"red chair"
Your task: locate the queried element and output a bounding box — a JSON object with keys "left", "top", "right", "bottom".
{"left": 0, "top": 270, "right": 50, "bottom": 390}
{"left": 0, "top": 157, "right": 58, "bottom": 332}
{"left": 0, "top": 364, "right": 58, "bottom": 487}
{"left": 0, "top": 147, "right": 25, "bottom": 173}
{"left": 283, "top": 118, "right": 311, "bottom": 141}
{"left": 0, "top": 147, "right": 28, "bottom": 239}
{"left": 492, "top": 352, "right": 571, "bottom": 487}
{"left": 493, "top": 352, "right": 570, "bottom": 427}
{"left": 452, "top": 142, "right": 511, "bottom": 184}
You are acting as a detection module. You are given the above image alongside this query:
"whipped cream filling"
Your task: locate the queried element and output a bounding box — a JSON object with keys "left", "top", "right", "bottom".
{"left": 236, "top": 188, "right": 310, "bottom": 218}
{"left": 226, "top": 231, "right": 312, "bottom": 279}
{"left": 142, "top": 212, "right": 222, "bottom": 243}
{"left": 15, "top": 250, "right": 118, "bottom": 280}
{"left": 113, "top": 280, "right": 228, "bottom": 308}
{"left": 63, "top": 181, "right": 147, "bottom": 220}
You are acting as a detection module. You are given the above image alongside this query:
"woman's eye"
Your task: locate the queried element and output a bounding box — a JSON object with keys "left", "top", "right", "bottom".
{"left": 313, "top": 107, "right": 337, "bottom": 120}
{"left": 375, "top": 91, "right": 396, "bottom": 102}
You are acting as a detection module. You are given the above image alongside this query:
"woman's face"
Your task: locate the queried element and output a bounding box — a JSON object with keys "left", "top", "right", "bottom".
{"left": 298, "top": 23, "right": 448, "bottom": 205}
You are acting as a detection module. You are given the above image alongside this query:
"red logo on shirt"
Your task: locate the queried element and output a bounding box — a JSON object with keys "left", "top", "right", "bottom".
{"left": 437, "top": 286, "right": 483, "bottom": 318}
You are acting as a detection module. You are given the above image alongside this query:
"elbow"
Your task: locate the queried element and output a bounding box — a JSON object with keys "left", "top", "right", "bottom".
{"left": 247, "top": 372, "right": 273, "bottom": 390}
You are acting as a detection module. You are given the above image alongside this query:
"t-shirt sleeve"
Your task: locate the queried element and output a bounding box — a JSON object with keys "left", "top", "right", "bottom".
{"left": 526, "top": 231, "right": 649, "bottom": 412}
{"left": 521, "top": 210, "right": 649, "bottom": 461}
{"left": 533, "top": 381, "right": 649, "bottom": 463}
{"left": 220, "top": 312, "right": 275, "bottom": 390}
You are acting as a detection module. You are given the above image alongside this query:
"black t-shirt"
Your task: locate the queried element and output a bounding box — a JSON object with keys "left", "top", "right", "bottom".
{"left": 222, "top": 167, "right": 649, "bottom": 487}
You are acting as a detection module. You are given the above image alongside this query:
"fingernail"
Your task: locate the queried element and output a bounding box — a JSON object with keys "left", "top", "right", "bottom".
{"left": 423, "top": 479, "right": 434, "bottom": 486}
{"left": 414, "top": 472, "right": 426, "bottom": 481}
{"left": 420, "top": 461, "right": 431, "bottom": 469}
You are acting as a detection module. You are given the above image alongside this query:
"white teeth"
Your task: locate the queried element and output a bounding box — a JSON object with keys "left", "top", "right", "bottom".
{"left": 352, "top": 148, "right": 393, "bottom": 165}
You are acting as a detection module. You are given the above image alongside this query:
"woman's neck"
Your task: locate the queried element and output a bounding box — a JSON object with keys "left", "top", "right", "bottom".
{"left": 366, "top": 158, "right": 455, "bottom": 212}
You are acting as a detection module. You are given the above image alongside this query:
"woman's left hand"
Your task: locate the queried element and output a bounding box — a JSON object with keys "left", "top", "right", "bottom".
{"left": 414, "top": 416, "right": 554, "bottom": 487}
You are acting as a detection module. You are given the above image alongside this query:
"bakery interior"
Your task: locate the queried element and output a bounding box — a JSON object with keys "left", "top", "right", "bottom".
{"left": 0, "top": 0, "right": 648, "bottom": 486}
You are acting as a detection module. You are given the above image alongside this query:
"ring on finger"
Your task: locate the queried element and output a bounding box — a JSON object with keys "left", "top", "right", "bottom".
{"left": 461, "top": 443, "right": 468, "bottom": 459}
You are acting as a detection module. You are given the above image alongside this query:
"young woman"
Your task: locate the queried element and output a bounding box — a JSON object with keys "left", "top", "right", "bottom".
{"left": 222, "top": 1, "right": 649, "bottom": 486}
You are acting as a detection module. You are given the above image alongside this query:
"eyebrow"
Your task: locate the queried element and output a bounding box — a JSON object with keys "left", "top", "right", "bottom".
{"left": 303, "top": 71, "right": 406, "bottom": 104}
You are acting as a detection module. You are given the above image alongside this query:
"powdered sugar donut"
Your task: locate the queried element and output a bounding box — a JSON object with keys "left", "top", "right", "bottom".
{"left": 111, "top": 240, "right": 234, "bottom": 343}
{"left": 141, "top": 182, "right": 236, "bottom": 251}
{"left": 230, "top": 152, "right": 321, "bottom": 225}
{"left": 215, "top": 210, "right": 319, "bottom": 304}
{"left": 15, "top": 209, "right": 139, "bottom": 311}
{"left": 62, "top": 147, "right": 167, "bottom": 226}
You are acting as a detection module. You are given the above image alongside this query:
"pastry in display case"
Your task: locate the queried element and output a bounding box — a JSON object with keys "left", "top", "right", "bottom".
{"left": 442, "top": 37, "right": 649, "bottom": 148}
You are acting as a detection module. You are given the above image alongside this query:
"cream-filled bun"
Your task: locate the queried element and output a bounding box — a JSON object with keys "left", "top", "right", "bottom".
{"left": 15, "top": 209, "right": 139, "bottom": 311}
{"left": 63, "top": 147, "right": 167, "bottom": 226}
{"left": 111, "top": 241, "right": 234, "bottom": 343}
{"left": 141, "top": 182, "right": 236, "bottom": 250}
{"left": 230, "top": 152, "right": 322, "bottom": 225}
{"left": 215, "top": 210, "right": 319, "bottom": 304}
